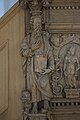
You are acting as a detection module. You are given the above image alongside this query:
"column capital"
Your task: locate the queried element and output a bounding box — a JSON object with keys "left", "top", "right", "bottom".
{"left": 19, "top": 0, "right": 51, "bottom": 11}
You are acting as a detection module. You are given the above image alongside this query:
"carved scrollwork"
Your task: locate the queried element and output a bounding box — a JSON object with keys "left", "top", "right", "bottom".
{"left": 50, "top": 33, "right": 80, "bottom": 97}
{"left": 20, "top": 0, "right": 80, "bottom": 119}
{"left": 19, "top": 0, "right": 50, "bottom": 10}
{"left": 51, "top": 70, "right": 63, "bottom": 96}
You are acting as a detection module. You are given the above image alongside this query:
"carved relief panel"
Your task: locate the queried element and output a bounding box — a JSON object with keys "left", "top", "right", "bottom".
{"left": 50, "top": 33, "right": 80, "bottom": 98}
{"left": 19, "top": 0, "right": 80, "bottom": 120}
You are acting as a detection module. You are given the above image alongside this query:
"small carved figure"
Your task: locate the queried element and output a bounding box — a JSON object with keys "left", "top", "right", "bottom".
{"left": 63, "top": 46, "right": 80, "bottom": 89}
{"left": 21, "top": 89, "right": 31, "bottom": 120}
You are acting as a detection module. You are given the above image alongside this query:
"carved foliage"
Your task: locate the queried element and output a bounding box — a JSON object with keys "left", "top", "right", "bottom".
{"left": 50, "top": 33, "right": 80, "bottom": 97}
{"left": 19, "top": 0, "right": 50, "bottom": 10}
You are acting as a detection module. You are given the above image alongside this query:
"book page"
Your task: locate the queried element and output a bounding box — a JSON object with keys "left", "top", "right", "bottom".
{"left": 34, "top": 55, "right": 47, "bottom": 72}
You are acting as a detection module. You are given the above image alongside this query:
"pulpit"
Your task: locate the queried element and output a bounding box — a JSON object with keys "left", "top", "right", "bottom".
{"left": 19, "top": 0, "right": 80, "bottom": 120}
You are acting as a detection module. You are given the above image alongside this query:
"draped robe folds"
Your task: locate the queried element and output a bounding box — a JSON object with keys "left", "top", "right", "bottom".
{"left": 64, "top": 55, "right": 79, "bottom": 88}
{"left": 21, "top": 31, "right": 54, "bottom": 102}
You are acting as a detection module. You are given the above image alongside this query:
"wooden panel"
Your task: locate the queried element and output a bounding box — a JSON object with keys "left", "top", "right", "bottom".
{"left": 45, "top": 1, "right": 80, "bottom": 24}
{"left": 49, "top": 8, "right": 80, "bottom": 23}
{"left": 45, "top": 23, "right": 80, "bottom": 33}
{"left": 0, "top": 2, "right": 25, "bottom": 120}
{"left": 0, "top": 41, "right": 8, "bottom": 114}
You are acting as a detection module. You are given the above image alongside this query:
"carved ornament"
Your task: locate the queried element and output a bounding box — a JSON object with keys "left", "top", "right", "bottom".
{"left": 50, "top": 6, "right": 80, "bottom": 10}
{"left": 19, "top": 0, "right": 80, "bottom": 120}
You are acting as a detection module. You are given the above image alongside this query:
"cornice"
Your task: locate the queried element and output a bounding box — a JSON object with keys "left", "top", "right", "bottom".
{"left": 50, "top": 6, "right": 80, "bottom": 10}
{"left": 45, "top": 23, "right": 80, "bottom": 33}
{"left": 52, "top": 0, "right": 80, "bottom": 2}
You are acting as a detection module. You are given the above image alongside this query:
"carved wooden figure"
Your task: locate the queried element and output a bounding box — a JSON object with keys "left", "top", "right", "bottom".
{"left": 19, "top": 0, "right": 80, "bottom": 120}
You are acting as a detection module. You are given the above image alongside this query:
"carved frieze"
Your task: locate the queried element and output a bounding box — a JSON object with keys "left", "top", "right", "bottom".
{"left": 51, "top": 6, "right": 80, "bottom": 10}
{"left": 44, "top": 1, "right": 80, "bottom": 23}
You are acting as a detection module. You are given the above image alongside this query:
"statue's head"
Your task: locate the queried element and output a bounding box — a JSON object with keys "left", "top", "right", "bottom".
{"left": 68, "top": 46, "right": 76, "bottom": 55}
{"left": 21, "top": 89, "right": 31, "bottom": 103}
{"left": 33, "top": 16, "right": 42, "bottom": 31}
{"left": 30, "top": 15, "right": 42, "bottom": 30}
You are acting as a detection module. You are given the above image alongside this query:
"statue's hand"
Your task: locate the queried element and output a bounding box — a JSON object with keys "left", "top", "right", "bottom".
{"left": 31, "top": 41, "right": 42, "bottom": 51}
{"left": 40, "top": 69, "right": 51, "bottom": 75}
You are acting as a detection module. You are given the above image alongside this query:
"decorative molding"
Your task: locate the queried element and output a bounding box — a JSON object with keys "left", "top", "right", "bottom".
{"left": 51, "top": 0, "right": 80, "bottom": 2}
{"left": 19, "top": 0, "right": 50, "bottom": 10}
{"left": 45, "top": 23, "right": 80, "bottom": 33}
{"left": 0, "top": 41, "right": 8, "bottom": 114}
{"left": 0, "top": 41, "right": 8, "bottom": 51}
{"left": 50, "top": 6, "right": 80, "bottom": 10}
{"left": 0, "top": 2, "right": 20, "bottom": 30}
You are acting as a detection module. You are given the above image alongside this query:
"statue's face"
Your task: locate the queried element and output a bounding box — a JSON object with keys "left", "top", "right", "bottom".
{"left": 33, "top": 17, "right": 42, "bottom": 30}
{"left": 21, "top": 91, "right": 30, "bottom": 102}
{"left": 69, "top": 46, "right": 75, "bottom": 55}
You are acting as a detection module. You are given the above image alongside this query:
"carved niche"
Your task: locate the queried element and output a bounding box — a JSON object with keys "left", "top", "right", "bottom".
{"left": 19, "top": 0, "right": 80, "bottom": 120}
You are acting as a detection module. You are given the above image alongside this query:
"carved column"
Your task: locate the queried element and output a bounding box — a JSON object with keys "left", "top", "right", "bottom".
{"left": 19, "top": 0, "right": 52, "bottom": 120}
{"left": 19, "top": 0, "right": 50, "bottom": 31}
